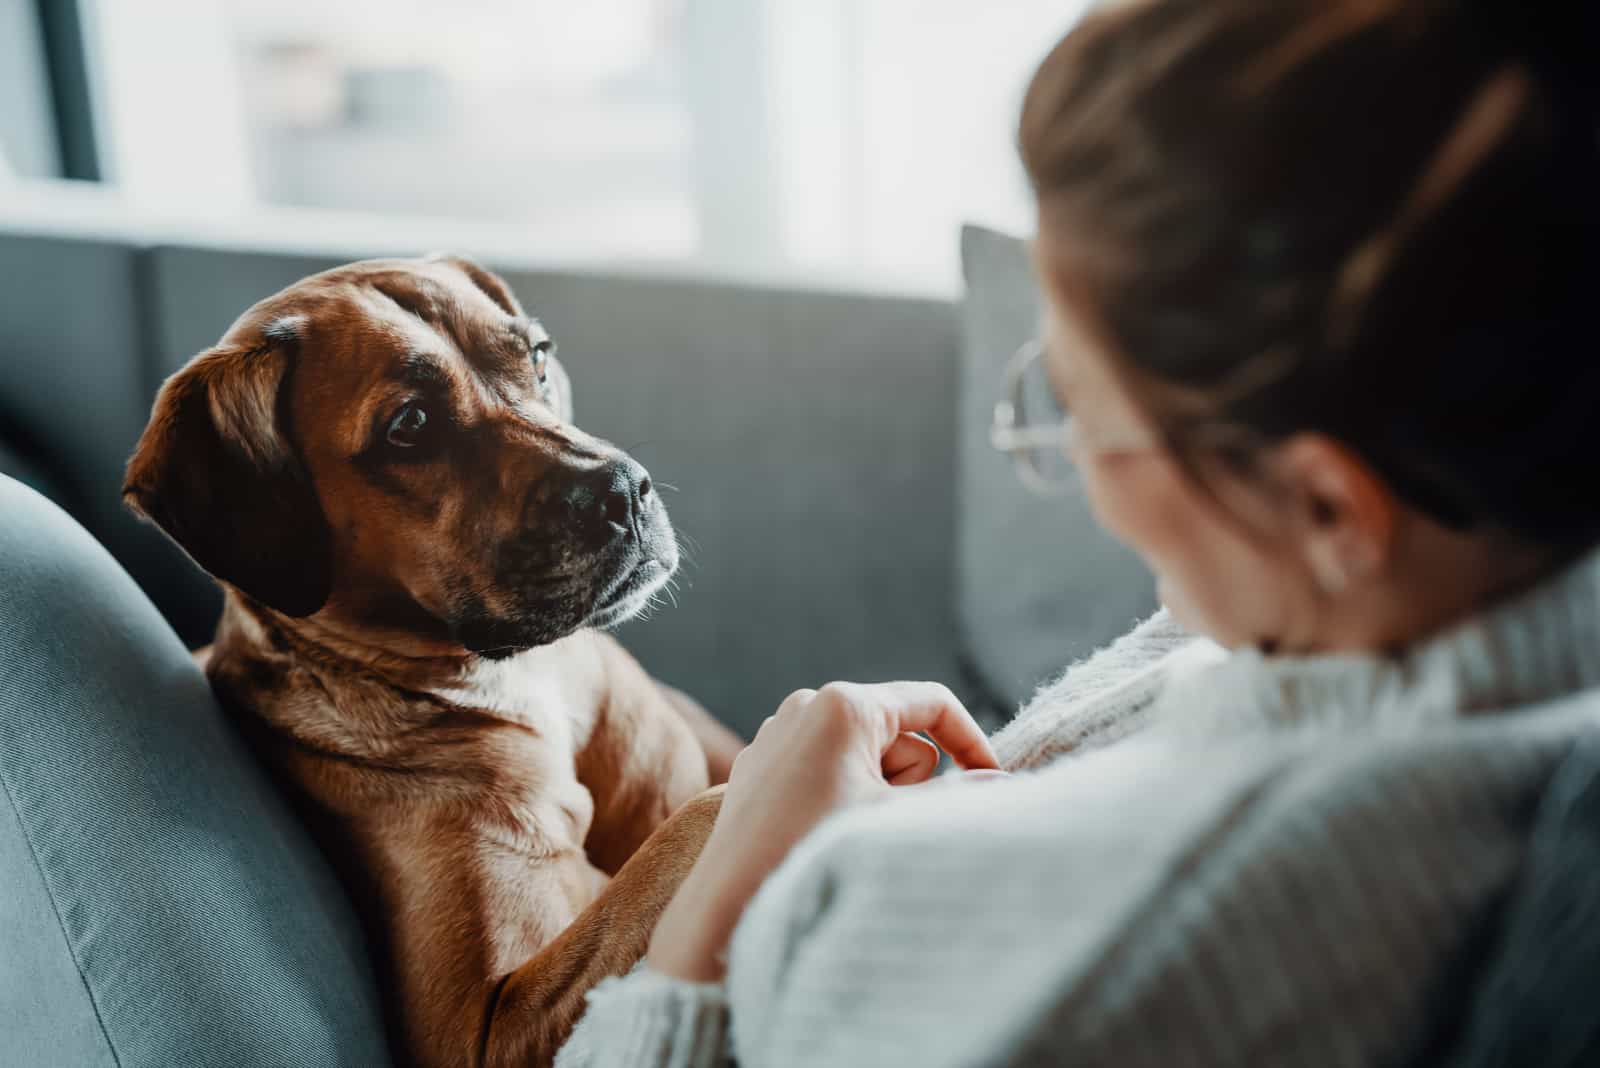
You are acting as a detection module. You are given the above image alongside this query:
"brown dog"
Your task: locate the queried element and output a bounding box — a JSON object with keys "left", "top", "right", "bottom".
{"left": 124, "top": 255, "right": 736, "bottom": 1068}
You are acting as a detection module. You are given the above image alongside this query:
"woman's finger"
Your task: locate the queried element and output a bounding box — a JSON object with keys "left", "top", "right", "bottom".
{"left": 873, "top": 682, "right": 999, "bottom": 771}
{"left": 881, "top": 732, "right": 940, "bottom": 786}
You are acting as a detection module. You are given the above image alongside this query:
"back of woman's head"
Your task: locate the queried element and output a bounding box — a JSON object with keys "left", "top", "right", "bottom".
{"left": 1021, "top": 0, "right": 1599, "bottom": 548}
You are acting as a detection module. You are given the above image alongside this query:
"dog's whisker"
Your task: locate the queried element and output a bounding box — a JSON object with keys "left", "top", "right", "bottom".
{"left": 673, "top": 530, "right": 701, "bottom": 571}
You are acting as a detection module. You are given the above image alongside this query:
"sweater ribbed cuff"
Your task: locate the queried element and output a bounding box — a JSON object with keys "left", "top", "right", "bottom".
{"left": 563, "top": 969, "right": 730, "bottom": 1068}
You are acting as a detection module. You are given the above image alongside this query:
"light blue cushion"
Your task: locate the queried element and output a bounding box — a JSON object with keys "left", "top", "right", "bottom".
{"left": 0, "top": 475, "right": 390, "bottom": 1067}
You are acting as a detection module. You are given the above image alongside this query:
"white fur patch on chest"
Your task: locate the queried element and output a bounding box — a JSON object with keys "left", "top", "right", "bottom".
{"left": 432, "top": 641, "right": 597, "bottom": 754}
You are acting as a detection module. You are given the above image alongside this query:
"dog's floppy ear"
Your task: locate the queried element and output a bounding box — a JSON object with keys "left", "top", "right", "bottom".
{"left": 123, "top": 334, "right": 332, "bottom": 617}
{"left": 425, "top": 252, "right": 524, "bottom": 317}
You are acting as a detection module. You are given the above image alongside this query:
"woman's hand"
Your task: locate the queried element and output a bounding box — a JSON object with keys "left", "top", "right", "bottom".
{"left": 646, "top": 681, "right": 999, "bottom": 981}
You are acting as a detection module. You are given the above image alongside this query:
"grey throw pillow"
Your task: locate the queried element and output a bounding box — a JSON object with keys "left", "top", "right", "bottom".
{"left": 957, "top": 224, "right": 1157, "bottom": 711}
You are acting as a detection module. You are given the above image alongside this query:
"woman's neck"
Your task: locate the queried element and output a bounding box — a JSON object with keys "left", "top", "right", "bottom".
{"left": 1318, "top": 526, "right": 1564, "bottom": 655}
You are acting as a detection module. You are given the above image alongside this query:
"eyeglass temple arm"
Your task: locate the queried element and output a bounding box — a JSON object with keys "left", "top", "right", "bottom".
{"left": 989, "top": 419, "right": 1067, "bottom": 452}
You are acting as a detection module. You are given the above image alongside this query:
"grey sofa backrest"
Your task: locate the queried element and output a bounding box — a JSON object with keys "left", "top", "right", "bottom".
{"left": 0, "top": 233, "right": 215, "bottom": 639}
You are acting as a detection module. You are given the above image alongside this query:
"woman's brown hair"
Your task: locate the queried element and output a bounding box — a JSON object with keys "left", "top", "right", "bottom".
{"left": 1020, "top": 0, "right": 1598, "bottom": 546}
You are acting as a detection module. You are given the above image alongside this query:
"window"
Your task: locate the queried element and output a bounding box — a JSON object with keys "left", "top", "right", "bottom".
{"left": 1, "top": 0, "right": 100, "bottom": 181}
{"left": 75, "top": 0, "right": 1086, "bottom": 290}
{"left": 0, "top": 1, "right": 58, "bottom": 179}
{"left": 227, "top": 0, "right": 699, "bottom": 258}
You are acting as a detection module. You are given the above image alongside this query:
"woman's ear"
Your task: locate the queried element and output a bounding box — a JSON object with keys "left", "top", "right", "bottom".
{"left": 1270, "top": 433, "right": 1397, "bottom": 595}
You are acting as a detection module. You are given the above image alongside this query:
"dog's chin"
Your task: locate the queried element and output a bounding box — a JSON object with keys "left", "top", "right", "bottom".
{"left": 584, "top": 557, "right": 675, "bottom": 631}
{"left": 452, "top": 612, "right": 581, "bottom": 660}
{"left": 453, "top": 553, "right": 677, "bottom": 659}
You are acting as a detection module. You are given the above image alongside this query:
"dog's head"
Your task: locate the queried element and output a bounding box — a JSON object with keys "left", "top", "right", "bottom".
{"left": 124, "top": 254, "right": 678, "bottom": 657}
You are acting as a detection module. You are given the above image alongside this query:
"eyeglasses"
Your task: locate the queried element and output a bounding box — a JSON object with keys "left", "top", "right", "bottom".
{"left": 989, "top": 339, "right": 1159, "bottom": 496}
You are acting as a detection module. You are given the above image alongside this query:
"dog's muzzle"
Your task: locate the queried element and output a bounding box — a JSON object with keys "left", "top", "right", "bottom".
{"left": 551, "top": 456, "right": 679, "bottom": 628}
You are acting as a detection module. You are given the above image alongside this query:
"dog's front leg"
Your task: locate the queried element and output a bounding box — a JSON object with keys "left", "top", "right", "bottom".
{"left": 657, "top": 681, "right": 745, "bottom": 784}
{"left": 480, "top": 786, "right": 725, "bottom": 1068}
{"left": 574, "top": 632, "right": 716, "bottom": 874}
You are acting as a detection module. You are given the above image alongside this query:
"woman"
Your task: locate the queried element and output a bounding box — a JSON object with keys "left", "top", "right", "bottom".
{"left": 560, "top": 0, "right": 1600, "bottom": 1064}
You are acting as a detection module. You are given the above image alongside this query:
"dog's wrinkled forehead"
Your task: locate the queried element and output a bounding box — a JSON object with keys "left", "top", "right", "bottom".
{"left": 228, "top": 258, "right": 555, "bottom": 441}
{"left": 233, "top": 257, "right": 538, "bottom": 363}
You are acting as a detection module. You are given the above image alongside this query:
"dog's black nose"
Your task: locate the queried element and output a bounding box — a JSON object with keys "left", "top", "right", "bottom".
{"left": 563, "top": 458, "right": 653, "bottom": 537}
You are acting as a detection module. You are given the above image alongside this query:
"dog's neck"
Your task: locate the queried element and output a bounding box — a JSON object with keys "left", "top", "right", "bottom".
{"left": 214, "top": 590, "right": 607, "bottom": 739}
{"left": 265, "top": 604, "right": 473, "bottom": 684}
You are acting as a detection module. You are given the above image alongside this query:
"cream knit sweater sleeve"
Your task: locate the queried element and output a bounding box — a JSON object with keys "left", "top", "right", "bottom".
{"left": 556, "top": 612, "right": 1191, "bottom": 1068}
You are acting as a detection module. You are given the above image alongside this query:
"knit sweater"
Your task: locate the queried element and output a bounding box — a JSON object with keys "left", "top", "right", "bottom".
{"left": 555, "top": 551, "right": 1600, "bottom": 1068}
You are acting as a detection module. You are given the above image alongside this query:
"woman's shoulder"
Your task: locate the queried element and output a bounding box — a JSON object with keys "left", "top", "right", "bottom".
{"left": 1240, "top": 689, "right": 1600, "bottom": 852}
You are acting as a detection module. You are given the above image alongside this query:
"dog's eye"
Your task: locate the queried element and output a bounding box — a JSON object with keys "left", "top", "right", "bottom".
{"left": 386, "top": 403, "right": 429, "bottom": 448}
{"left": 531, "top": 340, "right": 552, "bottom": 385}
